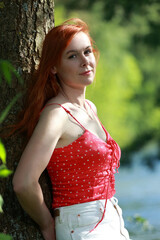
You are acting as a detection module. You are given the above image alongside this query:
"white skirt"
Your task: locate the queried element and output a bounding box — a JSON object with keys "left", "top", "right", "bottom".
{"left": 54, "top": 197, "right": 131, "bottom": 240}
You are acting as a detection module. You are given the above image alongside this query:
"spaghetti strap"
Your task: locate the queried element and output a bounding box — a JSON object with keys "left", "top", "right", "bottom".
{"left": 85, "top": 100, "right": 103, "bottom": 126}
{"left": 85, "top": 100, "right": 108, "bottom": 138}
{"left": 40, "top": 103, "right": 86, "bottom": 130}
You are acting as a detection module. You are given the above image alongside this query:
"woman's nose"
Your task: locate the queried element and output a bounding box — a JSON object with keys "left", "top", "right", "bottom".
{"left": 80, "top": 55, "right": 89, "bottom": 67}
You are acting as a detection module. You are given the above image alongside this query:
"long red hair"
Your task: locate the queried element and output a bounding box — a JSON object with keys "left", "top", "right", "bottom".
{"left": 10, "top": 18, "right": 99, "bottom": 139}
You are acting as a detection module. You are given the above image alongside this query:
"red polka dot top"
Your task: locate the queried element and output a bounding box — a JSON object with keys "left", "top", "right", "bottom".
{"left": 42, "top": 101, "right": 120, "bottom": 228}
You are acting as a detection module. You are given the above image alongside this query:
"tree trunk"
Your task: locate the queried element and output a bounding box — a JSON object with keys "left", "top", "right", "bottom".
{"left": 0, "top": 1, "right": 54, "bottom": 239}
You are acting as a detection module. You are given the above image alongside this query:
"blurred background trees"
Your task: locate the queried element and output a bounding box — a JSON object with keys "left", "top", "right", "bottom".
{"left": 55, "top": 0, "right": 160, "bottom": 165}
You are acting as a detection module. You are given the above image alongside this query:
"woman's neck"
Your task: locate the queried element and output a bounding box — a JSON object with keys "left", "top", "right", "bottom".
{"left": 59, "top": 84, "right": 86, "bottom": 107}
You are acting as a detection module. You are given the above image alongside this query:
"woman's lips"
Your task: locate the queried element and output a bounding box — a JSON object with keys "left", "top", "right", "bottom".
{"left": 79, "top": 70, "right": 92, "bottom": 75}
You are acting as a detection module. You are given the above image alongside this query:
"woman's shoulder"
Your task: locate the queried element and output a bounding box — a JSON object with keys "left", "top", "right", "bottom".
{"left": 40, "top": 94, "right": 67, "bottom": 115}
{"left": 39, "top": 97, "right": 69, "bottom": 129}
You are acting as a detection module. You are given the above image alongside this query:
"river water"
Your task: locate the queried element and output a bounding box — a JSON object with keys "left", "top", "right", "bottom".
{"left": 115, "top": 159, "right": 160, "bottom": 240}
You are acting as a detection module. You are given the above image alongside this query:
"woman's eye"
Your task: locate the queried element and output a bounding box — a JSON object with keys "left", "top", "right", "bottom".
{"left": 68, "top": 54, "right": 77, "bottom": 59}
{"left": 84, "top": 49, "right": 92, "bottom": 55}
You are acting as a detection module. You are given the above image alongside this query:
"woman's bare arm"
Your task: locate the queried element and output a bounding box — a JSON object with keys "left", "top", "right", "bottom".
{"left": 12, "top": 106, "right": 67, "bottom": 240}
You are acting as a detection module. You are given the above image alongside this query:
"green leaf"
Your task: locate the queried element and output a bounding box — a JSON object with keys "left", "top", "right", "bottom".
{"left": 0, "top": 60, "right": 23, "bottom": 85}
{"left": 0, "top": 60, "right": 12, "bottom": 85}
{"left": 0, "top": 194, "right": 3, "bottom": 213}
{"left": 0, "top": 2, "right": 5, "bottom": 9}
{"left": 0, "top": 140, "right": 6, "bottom": 164}
{"left": 0, "top": 233, "right": 12, "bottom": 240}
{"left": 0, "top": 92, "right": 22, "bottom": 124}
{"left": 0, "top": 165, "right": 12, "bottom": 178}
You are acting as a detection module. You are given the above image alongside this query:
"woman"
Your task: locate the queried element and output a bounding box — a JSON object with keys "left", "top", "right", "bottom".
{"left": 12, "top": 18, "right": 131, "bottom": 240}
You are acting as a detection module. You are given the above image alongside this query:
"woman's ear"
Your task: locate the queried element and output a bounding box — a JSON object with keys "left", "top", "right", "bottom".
{"left": 51, "top": 67, "right": 57, "bottom": 74}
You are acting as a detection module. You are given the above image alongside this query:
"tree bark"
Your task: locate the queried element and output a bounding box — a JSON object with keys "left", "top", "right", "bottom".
{"left": 0, "top": 1, "right": 54, "bottom": 239}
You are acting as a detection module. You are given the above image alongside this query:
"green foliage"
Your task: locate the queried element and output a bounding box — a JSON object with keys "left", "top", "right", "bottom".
{"left": 0, "top": 233, "right": 12, "bottom": 240}
{"left": 0, "top": 140, "right": 12, "bottom": 178}
{"left": 54, "top": 5, "right": 67, "bottom": 26}
{"left": 0, "top": 60, "right": 23, "bottom": 86}
{"left": 0, "top": 60, "right": 21, "bottom": 182}
{"left": 128, "top": 214, "right": 153, "bottom": 231}
{"left": 0, "top": 60, "right": 22, "bottom": 239}
{"left": 0, "top": 165, "right": 12, "bottom": 178}
{"left": 0, "top": 60, "right": 23, "bottom": 124}
{"left": 0, "top": 2, "right": 5, "bottom": 9}
{"left": 0, "top": 140, "right": 6, "bottom": 164}
{"left": 0, "top": 93, "right": 22, "bottom": 125}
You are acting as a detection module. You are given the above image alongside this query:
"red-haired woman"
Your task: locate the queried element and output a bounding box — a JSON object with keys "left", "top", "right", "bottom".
{"left": 12, "top": 18, "right": 131, "bottom": 240}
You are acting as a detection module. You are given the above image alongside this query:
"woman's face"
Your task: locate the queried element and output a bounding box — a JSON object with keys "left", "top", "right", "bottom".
{"left": 55, "top": 32, "right": 96, "bottom": 90}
